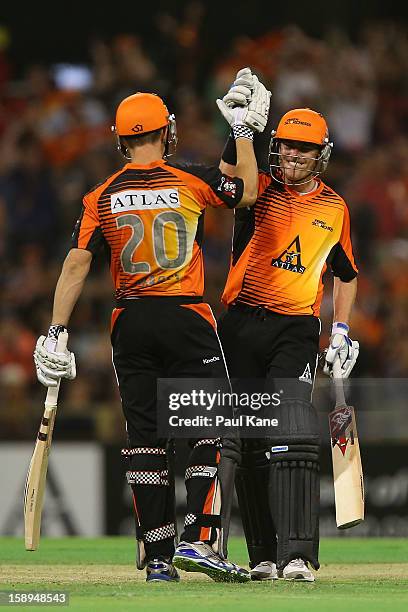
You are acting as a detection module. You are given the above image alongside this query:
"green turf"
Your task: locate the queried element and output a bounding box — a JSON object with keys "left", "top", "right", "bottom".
{"left": 1, "top": 537, "right": 408, "bottom": 612}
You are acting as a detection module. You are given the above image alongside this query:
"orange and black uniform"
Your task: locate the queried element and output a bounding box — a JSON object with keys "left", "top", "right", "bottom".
{"left": 218, "top": 169, "right": 358, "bottom": 571}
{"left": 72, "top": 159, "right": 244, "bottom": 558}
{"left": 219, "top": 172, "right": 358, "bottom": 393}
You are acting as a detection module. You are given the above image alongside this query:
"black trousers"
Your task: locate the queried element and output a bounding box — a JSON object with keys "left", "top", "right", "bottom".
{"left": 218, "top": 302, "right": 321, "bottom": 567}
{"left": 111, "top": 297, "right": 228, "bottom": 559}
{"left": 218, "top": 303, "right": 320, "bottom": 399}
{"left": 112, "top": 297, "right": 228, "bottom": 446}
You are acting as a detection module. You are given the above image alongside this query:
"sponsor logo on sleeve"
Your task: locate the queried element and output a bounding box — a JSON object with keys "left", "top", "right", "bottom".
{"left": 217, "top": 176, "right": 236, "bottom": 198}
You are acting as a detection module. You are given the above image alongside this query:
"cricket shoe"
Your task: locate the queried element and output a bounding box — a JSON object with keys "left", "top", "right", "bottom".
{"left": 146, "top": 558, "right": 180, "bottom": 582}
{"left": 250, "top": 561, "right": 278, "bottom": 581}
{"left": 281, "top": 558, "right": 315, "bottom": 582}
{"left": 172, "top": 541, "right": 250, "bottom": 583}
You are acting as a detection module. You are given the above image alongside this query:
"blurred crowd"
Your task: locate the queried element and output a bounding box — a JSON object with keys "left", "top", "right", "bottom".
{"left": 1, "top": 9, "right": 407, "bottom": 441}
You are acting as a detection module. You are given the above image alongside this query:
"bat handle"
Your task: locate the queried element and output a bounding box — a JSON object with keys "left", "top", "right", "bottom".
{"left": 332, "top": 358, "right": 346, "bottom": 407}
{"left": 45, "top": 331, "right": 69, "bottom": 407}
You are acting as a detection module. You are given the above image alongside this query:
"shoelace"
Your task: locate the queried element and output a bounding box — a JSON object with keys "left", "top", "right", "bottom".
{"left": 258, "top": 561, "right": 274, "bottom": 567}
{"left": 192, "top": 542, "right": 229, "bottom": 565}
{"left": 289, "top": 558, "right": 306, "bottom": 568}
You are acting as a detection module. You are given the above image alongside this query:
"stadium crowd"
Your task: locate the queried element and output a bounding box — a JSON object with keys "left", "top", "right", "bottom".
{"left": 1, "top": 12, "right": 407, "bottom": 441}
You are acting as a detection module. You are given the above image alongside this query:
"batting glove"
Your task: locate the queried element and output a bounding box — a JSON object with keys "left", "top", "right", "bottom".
{"left": 217, "top": 75, "right": 271, "bottom": 136}
{"left": 34, "top": 325, "right": 76, "bottom": 387}
{"left": 323, "top": 322, "right": 359, "bottom": 379}
{"left": 222, "top": 67, "right": 254, "bottom": 107}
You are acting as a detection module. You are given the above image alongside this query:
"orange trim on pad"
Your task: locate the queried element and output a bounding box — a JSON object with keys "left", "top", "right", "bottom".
{"left": 200, "top": 480, "right": 216, "bottom": 541}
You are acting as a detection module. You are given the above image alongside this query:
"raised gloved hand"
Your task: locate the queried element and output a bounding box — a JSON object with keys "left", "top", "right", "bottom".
{"left": 323, "top": 322, "right": 359, "bottom": 378}
{"left": 216, "top": 72, "right": 271, "bottom": 135}
{"left": 222, "top": 67, "right": 254, "bottom": 107}
{"left": 34, "top": 325, "right": 76, "bottom": 387}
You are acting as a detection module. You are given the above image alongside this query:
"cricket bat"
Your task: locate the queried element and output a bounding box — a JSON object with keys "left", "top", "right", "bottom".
{"left": 328, "top": 358, "right": 364, "bottom": 529}
{"left": 24, "top": 331, "right": 68, "bottom": 551}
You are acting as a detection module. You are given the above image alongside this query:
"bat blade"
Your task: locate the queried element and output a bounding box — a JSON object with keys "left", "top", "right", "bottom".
{"left": 24, "top": 331, "right": 68, "bottom": 551}
{"left": 24, "top": 407, "right": 57, "bottom": 550}
{"left": 329, "top": 404, "right": 364, "bottom": 529}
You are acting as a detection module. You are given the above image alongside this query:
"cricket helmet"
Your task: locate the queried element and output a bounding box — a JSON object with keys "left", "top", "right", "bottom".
{"left": 269, "top": 108, "right": 333, "bottom": 185}
{"left": 113, "top": 92, "right": 177, "bottom": 158}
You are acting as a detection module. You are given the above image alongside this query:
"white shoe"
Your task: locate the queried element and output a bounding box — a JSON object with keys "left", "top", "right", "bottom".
{"left": 250, "top": 561, "right": 278, "bottom": 581}
{"left": 282, "top": 558, "right": 315, "bottom": 582}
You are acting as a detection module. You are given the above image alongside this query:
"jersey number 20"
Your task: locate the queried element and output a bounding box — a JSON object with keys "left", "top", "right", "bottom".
{"left": 117, "top": 211, "right": 188, "bottom": 274}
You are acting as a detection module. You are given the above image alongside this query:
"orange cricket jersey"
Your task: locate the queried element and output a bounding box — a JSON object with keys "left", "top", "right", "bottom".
{"left": 72, "top": 159, "right": 244, "bottom": 299}
{"left": 222, "top": 173, "right": 358, "bottom": 316}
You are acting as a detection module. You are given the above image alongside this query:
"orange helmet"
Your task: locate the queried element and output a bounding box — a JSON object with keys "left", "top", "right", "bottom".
{"left": 115, "top": 92, "right": 170, "bottom": 137}
{"left": 269, "top": 108, "right": 333, "bottom": 185}
{"left": 274, "top": 108, "right": 329, "bottom": 145}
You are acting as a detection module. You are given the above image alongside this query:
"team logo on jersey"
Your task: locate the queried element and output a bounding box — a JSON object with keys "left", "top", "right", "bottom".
{"left": 299, "top": 363, "right": 313, "bottom": 384}
{"left": 271, "top": 235, "right": 306, "bottom": 274}
{"left": 312, "top": 218, "right": 333, "bottom": 232}
{"left": 110, "top": 189, "right": 180, "bottom": 212}
{"left": 217, "top": 176, "right": 236, "bottom": 198}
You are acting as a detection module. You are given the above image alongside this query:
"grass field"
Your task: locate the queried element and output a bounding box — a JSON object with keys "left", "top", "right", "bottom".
{"left": 1, "top": 537, "right": 408, "bottom": 611}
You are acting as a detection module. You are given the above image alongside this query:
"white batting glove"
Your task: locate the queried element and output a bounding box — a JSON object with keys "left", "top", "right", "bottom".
{"left": 34, "top": 326, "right": 76, "bottom": 387}
{"left": 323, "top": 322, "right": 359, "bottom": 379}
{"left": 223, "top": 67, "right": 254, "bottom": 107}
{"left": 217, "top": 75, "right": 271, "bottom": 135}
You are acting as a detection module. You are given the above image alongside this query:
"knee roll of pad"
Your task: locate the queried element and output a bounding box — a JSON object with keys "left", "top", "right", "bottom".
{"left": 267, "top": 400, "right": 320, "bottom": 571}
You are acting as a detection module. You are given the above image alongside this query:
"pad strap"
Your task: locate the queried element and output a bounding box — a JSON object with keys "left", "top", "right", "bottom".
{"left": 144, "top": 523, "right": 176, "bottom": 543}
{"left": 184, "top": 513, "right": 221, "bottom": 529}
{"left": 126, "top": 470, "right": 169, "bottom": 486}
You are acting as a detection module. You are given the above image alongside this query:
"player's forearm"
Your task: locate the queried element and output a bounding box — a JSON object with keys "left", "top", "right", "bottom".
{"left": 232, "top": 138, "right": 258, "bottom": 207}
{"left": 332, "top": 277, "right": 357, "bottom": 325}
{"left": 51, "top": 249, "right": 92, "bottom": 326}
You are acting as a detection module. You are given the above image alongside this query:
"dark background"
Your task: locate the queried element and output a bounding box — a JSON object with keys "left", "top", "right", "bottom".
{"left": 2, "top": 1, "right": 407, "bottom": 69}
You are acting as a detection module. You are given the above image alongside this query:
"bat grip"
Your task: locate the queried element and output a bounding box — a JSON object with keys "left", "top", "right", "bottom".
{"left": 45, "top": 331, "right": 69, "bottom": 407}
{"left": 333, "top": 358, "right": 346, "bottom": 407}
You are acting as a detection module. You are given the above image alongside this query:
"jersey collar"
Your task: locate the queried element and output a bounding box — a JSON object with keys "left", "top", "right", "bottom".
{"left": 285, "top": 178, "right": 323, "bottom": 199}
{"left": 124, "top": 159, "right": 166, "bottom": 169}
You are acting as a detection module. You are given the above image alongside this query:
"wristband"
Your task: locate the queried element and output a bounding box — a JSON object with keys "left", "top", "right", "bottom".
{"left": 232, "top": 125, "right": 254, "bottom": 141}
{"left": 331, "top": 322, "right": 349, "bottom": 336}
{"left": 48, "top": 325, "right": 67, "bottom": 341}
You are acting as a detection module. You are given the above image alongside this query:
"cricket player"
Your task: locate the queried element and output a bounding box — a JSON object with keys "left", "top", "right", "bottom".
{"left": 217, "top": 69, "right": 359, "bottom": 581}
{"left": 33, "top": 85, "right": 270, "bottom": 582}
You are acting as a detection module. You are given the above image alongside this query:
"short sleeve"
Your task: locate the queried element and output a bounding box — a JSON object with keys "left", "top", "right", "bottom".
{"left": 71, "top": 194, "right": 104, "bottom": 254}
{"left": 329, "top": 204, "right": 358, "bottom": 281}
{"left": 167, "top": 162, "right": 244, "bottom": 209}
